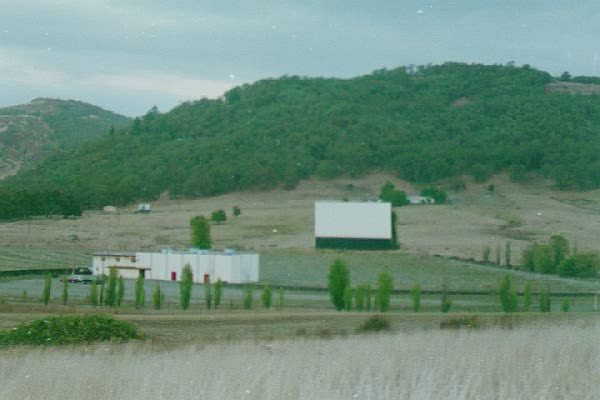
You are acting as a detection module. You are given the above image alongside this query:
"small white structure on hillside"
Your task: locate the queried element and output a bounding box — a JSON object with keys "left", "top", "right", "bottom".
{"left": 92, "top": 249, "right": 259, "bottom": 284}
{"left": 407, "top": 195, "right": 435, "bottom": 205}
{"left": 314, "top": 201, "right": 395, "bottom": 250}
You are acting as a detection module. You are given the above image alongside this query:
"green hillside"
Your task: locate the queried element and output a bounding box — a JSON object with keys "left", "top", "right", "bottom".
{"left": 2, "top": 63, "right": 600, "bottom": 219}
{"left": 0, "top": 98, "right": 131, "bottom": 178}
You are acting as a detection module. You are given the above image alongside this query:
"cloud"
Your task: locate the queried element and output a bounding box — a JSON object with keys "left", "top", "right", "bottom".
{"left": 83, "top": 72, "right": 237, "bottom": 100}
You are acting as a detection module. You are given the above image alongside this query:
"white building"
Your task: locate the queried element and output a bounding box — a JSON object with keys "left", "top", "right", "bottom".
{"left": 407, "top": 195, "right": 435, "bottom": 205}
{"left": 92, "top": 249, "right": 259, "bottom": 284}
{"left": 314, "top": 201, "right": 396, "bottom": 250}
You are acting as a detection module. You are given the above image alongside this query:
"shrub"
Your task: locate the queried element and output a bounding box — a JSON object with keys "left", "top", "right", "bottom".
{"left": 534, "top": 245, "right": 555, "bottom": 274}
{"left": 0, "top": 315, "right": 142, "bottom": 346}
{"left": 420, "top": 186, "right": 447, "bottom": 204}
{"left": 328, "top": 259, "right": 350, "bottom": 311}
{"left": 354, "top": 284, "right": 371, "bottom": 311}
{"left": 356, "top": 315, "right": 391, "bottom": 333}
{"left": 561, "top": 299, "right": 570, "bottom": 312}
{"left": 43, "top": 274, "right": 51, "bottom": 305}
{"left": 214, "top": 279, "right": 223, "bottom": 309}
{"left": 233, "top": 206, "right": 241, "bottom": 217}
{"left": 522, "top": 245, "right": 535, "bottom": 271}
{"left": 152, "top": 282, "right": 165, "bottom": 310}
{"left": 410, "top": 284, "right": 421, "bottom": 312}
{"left": 379, "top": 182, "right": 408, "bottom": 206}
{"left": 377, "top": 270, "right": 393, "bottom": 312}
{"left": 117, "top": 276, "right": 125, "bottom": 307}
{"left": 244, "top": 284, "right": 254, "bottom": 310}
{"left": 261, "top": 284, "right": 272, "bottom": 309}
{"left": 135, "top": 275, "right": 145, "bottom": 309}
{"left": 441, "top": 292, "right": 452, "bottom": 313}
{"left": 179, "top": 264, "right": 193, "bottom": 310}
{"left": 99, "top": 282, "right": 105, "bottom": 306}
{"left": 499, "top": 274, "right": 518, "bottom": 313}
{"left": 495, "top": 243, "right": 501, "bottom": 266}
{"left": 550, "top": 234, "right": 570, "bottom": 268}
{"left": 21, "top": 289, "right": 28, "bottom": 302}
{"left": 505, "top": 241, "right": 511, "bottom": 268}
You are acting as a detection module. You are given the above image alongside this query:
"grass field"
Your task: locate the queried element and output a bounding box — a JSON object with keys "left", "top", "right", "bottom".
{"left": 1, "top": 321, "right": 598, "bottom": 399}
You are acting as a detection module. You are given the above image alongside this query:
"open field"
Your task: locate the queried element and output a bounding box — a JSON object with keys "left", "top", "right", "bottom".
{"left": 2, "top": 173, "right": 600, "bottom": 262}
{"left": 0, "top": 320, "right": 598, "bottom": 399}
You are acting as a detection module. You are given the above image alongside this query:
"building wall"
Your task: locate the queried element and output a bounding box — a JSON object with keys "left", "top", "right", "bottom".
{"left": 92, "top": 254, "right": 137, "bottom": 275}
{"left": 93, "top": 250, "right": 259, "bottom": 284}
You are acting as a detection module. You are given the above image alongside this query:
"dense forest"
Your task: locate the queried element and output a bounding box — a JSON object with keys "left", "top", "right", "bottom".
{"left": 2, "top": 63, "right": 600, "bottom": 219}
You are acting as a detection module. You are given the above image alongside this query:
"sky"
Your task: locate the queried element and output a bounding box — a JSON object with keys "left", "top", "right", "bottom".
{"left": 1, "top": 0, "right": 600, "bottom": 116}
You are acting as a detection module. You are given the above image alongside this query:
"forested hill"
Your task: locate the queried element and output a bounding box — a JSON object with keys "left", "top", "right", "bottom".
{"left": 3, "top": 62, "right": 600, "bottom": 219}
{"left": 0, "top": 98, "right": 130, "bottom": 178}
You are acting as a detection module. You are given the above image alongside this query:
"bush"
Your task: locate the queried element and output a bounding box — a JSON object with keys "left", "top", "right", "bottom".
{"left": 354, "top": 284, "right": 371, "bottom": 311}
{"left": 483, "top": 246, "right": 491, "bottom": 263}
{"left": 328, "top": 259, "right": 350, "bottom": 311}
{"left": 233, "top": 206, "right": 241, "bottom": 217}
{"left": 356, "top": 315, "right": 391, "bottom": 333}
{"left": 534, "top": 245, "right": 555, "bottom": 274}
{"left": 420, "top": 186, "right": 446, "bottom": 204}
{"left": 441, "top": 287, "right": 452, "bottom": 313}
{"left": 440, "top": 316, "right": 480, "bottom": 329}
{"left": 379, "top": 182, "right": 408, "bottom": 206}
{"left": 410, "top": 284, "right": 421, "bottom": 312}
{"left": 522, "top": 245, "right": 535, "bottom": 271}
{"left": 561, "top": 299, "right": 570, "bottom": 312}
{"left": 550, "top": 234, "right": 570, "bottom": 268}
{"left": 523, "top": 282, "right": 532, "bottom": 311}
{"left": 278, "top": 287, "right": 285, "bottom": 309}
{"left": 376, "top": 270, "right": 393, "bottom": 312}
{"left": 0, "top": 315, "right": 142, "bottom": 346}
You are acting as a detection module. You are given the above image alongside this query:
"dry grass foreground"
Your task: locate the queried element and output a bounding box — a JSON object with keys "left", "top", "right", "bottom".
{"left": 3, "top": 173, "right": 600, "bottom": 264}
{"left": 1, "top": 324, "right": 598, "bottom": 400}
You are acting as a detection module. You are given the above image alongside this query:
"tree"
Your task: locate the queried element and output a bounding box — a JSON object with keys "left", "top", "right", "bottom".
{"left": 244, "top": 284, "right": 254, "bottom": 310}
{"left": 204, "top": 282, "right": 213, "bottom": 310}
{"left": 261, "top": 284, "right": 272, "bottom": 309}
{"left": 522, "top": 244, "right": 536, "bottom": 271}
{"left": 62, "top": 279, "right": 68, "bottom": 306}
{"left": 343, "top": 286, "right": 353, "bottom": 311}
{"left": 117, "top": 276, "right": 125, "bottom": 307}
{"left": 523, "top": 282, "right": 532, "bottom": 311}
{"left": 505, "top": 241, "right": 511, "bottom": 268}
{"left": 214, "top": 278, "right": 223, "bottom": 309}
{"left": 153, "top": 282, "right": 165, "bottom": 310}
{"left": 278, "top": 287, "right": 285, "bottom": 309}
{"left": 377, "top": 270, "right": 393, "bottom": 312}
{"left": 538, "top": 290, "right": 551, "bottom": 312}
{"left": 211, "top": 209, "right": 227, "bottom": 224}
{"left": 105, "top": 268, "right": 117, "bottom": 307}
{"left": 499, "top": 274, "right": 518, "bottom": 312}
{"left": 379, "top": 182, "right": 408, "bottom": 206}
{"left": 558, "top": 253, "right": 599, "bottom": 278}
{"left": 89, "top": 281, "right": 98, "bottom": 306}
{"left": 190, "top": 216, "right": 211, "bottom": 249}
{"left": 561, "top": 299, "right": 570, "bottom": 312}
{"left": 99, "top": 281, "right": 105, "bottom": 306}
{"left": 550, "top": 234, "right": 569, "bottom": 268}
{"left": 135, "top": 274, "right": 145, "bottom": 309}
{"left": 233, "top": 206, "right": 241, "bottom": 217}
{"left": 533, "top": 245, "right": 555, "bottom": 274}
{"left": 180, "top": 264, "right": 193, "bottom": 310}
{"left": 420, "top": 186, "right": 446, "bottom": 204}
{"left": 410, "top": 284, "right": 421, "bottom": 312}
{"left": 495, "top": 243, "right": 501, "bottom": 266}
{"left": 354, "top": 284, "right": 371, "bottom": 311}
{"left": 328, "top": 259, "right": 350, "bottom": 311}
{"left": 43, "top": 274, "right": 52, "bottom": 305}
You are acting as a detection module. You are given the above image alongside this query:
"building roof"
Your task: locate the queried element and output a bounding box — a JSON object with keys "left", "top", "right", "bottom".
{"left": 93, "top": 249, "right": 256, "bottom": 257}
{"left": 92, "top": 251, "right": 137, "bottom": 257}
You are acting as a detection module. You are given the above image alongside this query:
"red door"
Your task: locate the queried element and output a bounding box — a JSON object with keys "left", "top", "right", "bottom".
{"left": 171, "top": 271, "right": 177, "bottom": 281}
{"left": 203, "top": 274, "right": 210, "bottom": 283}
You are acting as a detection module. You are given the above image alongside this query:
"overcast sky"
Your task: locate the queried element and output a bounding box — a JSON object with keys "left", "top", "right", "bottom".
{"left": 1, "top": 0, "right": 600, "bottom": 116}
